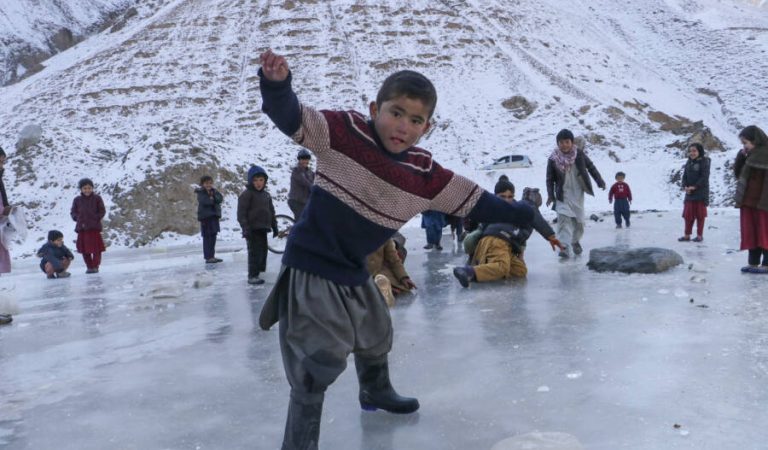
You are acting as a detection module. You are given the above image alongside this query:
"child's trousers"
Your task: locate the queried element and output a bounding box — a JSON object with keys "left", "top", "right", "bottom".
{"left": 557, "top": 214, "right": 585, "bottom": 246}
{"left": 246, "top": 229, "right": 268, "bottom": 277}
{"left": 613, "top": 198, "right": 630, "bottom": 226}
{"left": 471, "top": 236, "right": 527, "bottom": 281}
{"left": 268, "top": 266, "right": 392, "bottom": 394}
{"left": 424, "top": 225, "right": 442, "bottom": 245}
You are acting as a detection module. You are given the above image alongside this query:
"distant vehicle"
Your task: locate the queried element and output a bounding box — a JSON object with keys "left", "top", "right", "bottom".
{"left": 480, "top": 154, "right": 532, "bottom": 170}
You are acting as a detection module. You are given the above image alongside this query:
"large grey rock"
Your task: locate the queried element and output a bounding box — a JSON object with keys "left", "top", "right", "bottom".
{"left": 587, "top": 246, "right": 683, "bottom": 274}
{"left": 16, "top": 124, "right": 42, "bottom": 151}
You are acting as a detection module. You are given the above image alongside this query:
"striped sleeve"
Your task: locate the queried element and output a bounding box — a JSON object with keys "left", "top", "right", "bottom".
{"left": 428, "top": 168, "right": 483, "bottom": 217}
{"left": 291, "top": 105, "right": 331, "bottom": 157}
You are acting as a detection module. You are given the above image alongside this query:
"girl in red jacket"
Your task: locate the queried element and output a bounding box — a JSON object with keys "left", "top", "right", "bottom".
{"left": 71, "top": 178, "right": 106, "bottom": 273}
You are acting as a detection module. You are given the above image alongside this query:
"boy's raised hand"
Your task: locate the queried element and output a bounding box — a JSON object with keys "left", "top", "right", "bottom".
{"left": 260, "top": 49, "right": 290, "bottom": 82}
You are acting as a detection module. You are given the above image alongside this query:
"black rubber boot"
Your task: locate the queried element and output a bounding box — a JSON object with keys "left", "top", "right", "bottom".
{"left": 355, "top": 355, "right": 419, "bottom": 414}
{"left": 281, "top": 391, "right": 323, "bottom": 450}
{"left": 452, "top": 265, "right": 475, "bottom": 288}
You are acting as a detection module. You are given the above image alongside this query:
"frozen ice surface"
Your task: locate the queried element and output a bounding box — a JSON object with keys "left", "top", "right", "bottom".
{"left": 1, "top": 210, "right": 767, "bottom": 449}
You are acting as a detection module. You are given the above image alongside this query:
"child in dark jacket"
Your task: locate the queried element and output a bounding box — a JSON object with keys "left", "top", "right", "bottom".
{"left": 237, "top": 165, "right": 277, "bottom": 285}
{"left": 37, "top": 230, "right": 74, "bottom": 279}
{"left": 70, "top": 178, "right": 106, "bottom": 273}
{"left": 258, "top": 50, "right": 532, "bottom": 449}
{"left": 196, "top": 175, "right": 224, "bottom": 264}
{"left": 609, "top": 171, "right": 633, "bottom": 228}
{"left": 679, "top": 143, "right": 710, "bottom": 242}
{"left": 735, "top": 125, "right": 768, "bottom": 273}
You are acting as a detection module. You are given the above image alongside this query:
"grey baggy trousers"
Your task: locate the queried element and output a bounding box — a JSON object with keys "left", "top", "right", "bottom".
{"left": 260, "top": 266, "right": 393, "bottom": 398}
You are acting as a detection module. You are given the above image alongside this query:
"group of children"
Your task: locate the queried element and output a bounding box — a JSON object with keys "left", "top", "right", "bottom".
{"left": 36, "top": 178, "right": 106, "bottom": 279}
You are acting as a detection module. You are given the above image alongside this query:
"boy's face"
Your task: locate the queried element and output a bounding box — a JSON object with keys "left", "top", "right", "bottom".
{"left": 252, "top": 176, "right": 266, "bottom": 190}
{"left": 52, "top": 238, "right": 64, "bottom": 247}
{"left": 81, "top": 185, "right": 93, "bottom": 196}
{"left": 557, "top": 139, "right": 574, "bottom": 153}
{"left": 616, "top": 175, "right": 625, "bottom": 182}
{"left": 496, "top": 190, "right": 515, "bottom": 203}
{"left": 298, "top": 158, "right": 310, "bottom": 168}
{"left": 688, "top": 146, "right": 699, "bottom": 159}
{"left": 203, "top": 180, "right": 213, "bottom": 190}
{"left": 369, "top": 96, "right": 432, "bottom": 154}
{"left": 741, "top": 137, "right": 755, "bottom": 151}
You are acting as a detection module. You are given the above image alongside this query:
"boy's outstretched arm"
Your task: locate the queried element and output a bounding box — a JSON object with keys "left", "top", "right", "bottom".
{"left": 466, "top": 191, "right": 533, "bottom": 228}
{"left": 259, "top": 49, "right": 301, "bottom": 137}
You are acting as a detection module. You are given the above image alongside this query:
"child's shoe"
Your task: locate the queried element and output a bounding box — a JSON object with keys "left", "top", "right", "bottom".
{"left": 47, "top": 274, "right": 56, "bottom": 279}
{"left": 435, "top": 244, "right": 443, "bottom": 251}
{"left": 678, "top": 236, "right": 691, "bottom": 242}
{"left": 692, "top": 236, "right": 703, "bottom": 242}
{"left": 572, "top": 242, "right": 583, "bottom": 255}
{"left": 0, "top": 314, "right": 12, "bottom": 325}
{"left": 248, "top": 277, "right": 264, "bottom": 285}
{"left": 452, "top": 265, "right": 475, "bottom": 288}
{"left": 57, "top": 271, "right": 71, "bottom": 278}
{"left": 423, "top": 244, "right": 434, "bottom": 250}
{"left": 616, "top": 224, "right": 622, "bottom": 229}
{"left": 741, "top": 265, "right": 757, "bottom": 273}
{"left": 86, "top": 268, "right": 97, "bottom": 274}
{"left": 747, "top": 266, "right": 768, "bottom": 274}
{"left": 374, "top": 274, "right": 396, "bottom": 307}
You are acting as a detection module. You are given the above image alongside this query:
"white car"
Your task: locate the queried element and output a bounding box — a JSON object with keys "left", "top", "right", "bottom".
{"left": 480, "top": 154, "right": 532, "bottom": 170}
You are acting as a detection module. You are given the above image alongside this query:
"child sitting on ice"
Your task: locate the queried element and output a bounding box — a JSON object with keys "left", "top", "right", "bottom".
{"left": 37, "top": 230, "right": 74, "bottom": 279}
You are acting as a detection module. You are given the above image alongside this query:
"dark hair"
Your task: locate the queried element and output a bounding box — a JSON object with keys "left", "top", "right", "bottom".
{"left": 498, "top": 174, "right": 509, "bottom": 183}
{"left": 688, "top": 143, "right": 704, "bottom": 156}
{"left": 494, "top": 179, "right": 515, "bottom": 195}
{"left": 615, "top": 171, "right": 625, "bottom": 178}
{"left": 556, "top": 129, "right": 575, "bottom": 143}
{"left": 78, "top": 178, "right": 94, "bottom": 189}
{"left": 48, "top": 230, "right": 64, "bottom": 241}
{"left": 200, "top": 175, "right": 213, "bottom": 185}
{"left": 0, "top": 146, "right": 5, "bottom": 158}
{"left": 738, "top": 125, "right": 760, "bottom": 144}
{"left": 297, "top": 149, "right": 312, "bottom": 160}
{"left": 376, "top": 70, "right": 438, "bottom": 119}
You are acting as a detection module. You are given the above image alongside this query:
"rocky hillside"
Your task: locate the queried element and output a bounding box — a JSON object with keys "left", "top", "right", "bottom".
{"left": 1, "top": 0, "right": 767, "bottom": 252}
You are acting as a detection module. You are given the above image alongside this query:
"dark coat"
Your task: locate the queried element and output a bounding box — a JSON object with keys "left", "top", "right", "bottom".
{"left": 735, "top": 151, "right": 768, "bottom": 211}
{"left": 0, "top": 168, "right": 8, "bottom": 208}
{"left": 196, "top": 187, "right": 223, "bottom": 221}
{"left": 237, "top": 185, "right": 277, "bottom": 234}
{"left": 37, "top": 242, "right": 74, "bottom": 271}
{"left": 288, "top": 165, "right": 315, "bottom": 202}
{"left": 682, "top": 157, "right": 710, "bottom": 204}
{"left": 481, "top": 199, "right": 554, "bottom": 254}
{"left": 70, "top": 194, "right": 106, "bottom": 232}
{"left": 546, "top": 150, "right": 605, "bottom": 206}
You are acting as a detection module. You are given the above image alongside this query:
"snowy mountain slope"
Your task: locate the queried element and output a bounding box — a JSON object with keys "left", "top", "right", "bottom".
{"left": 1, "top": 0, "right": 767, "bottom": 253}
{"left": 0, "top": 0, "right": 147, "bottom": 85}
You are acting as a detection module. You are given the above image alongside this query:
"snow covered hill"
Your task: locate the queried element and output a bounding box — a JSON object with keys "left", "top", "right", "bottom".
{"left": 1, "top": 0, "right": 767, "bottom": 253}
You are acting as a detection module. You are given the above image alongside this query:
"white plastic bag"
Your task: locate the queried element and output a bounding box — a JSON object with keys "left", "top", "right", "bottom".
{"left": 0, "top": 206, "right": 28, "bottom": 249}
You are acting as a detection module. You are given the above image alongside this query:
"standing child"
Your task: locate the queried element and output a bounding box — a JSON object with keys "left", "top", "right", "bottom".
{"left": 608, "top": 171, "right": 633, "bottom": 228}
{"left": 257, "top": 50, "right": 532, "bottom": 449}
{"left": 37, "top": 230, "right": 74, "bottom": 279}
{"left": 288, "top": 149, "right": 315, "bottom": 219}
{"left": 237, "top": 165, "right": 278, "bottom": 285}
{"left": 70, "top": 178, "right": 106, "bottom": 273}
{"left": 735, "top": 126, "right": 768, "bottom": 273}
{"left": 0, "top": 147, "right": 12, "bottom": 276}
{"left": 679, "top": 143, "right": 710, "bottom": 242}
{"left": 196, "top": 175, "right": 224, "bottom": 264}
{"left": 421, "top": 210, "right": 445, "bottom": 250}
{"left": 546, "top": 130, "right": 606, "bottom": 257}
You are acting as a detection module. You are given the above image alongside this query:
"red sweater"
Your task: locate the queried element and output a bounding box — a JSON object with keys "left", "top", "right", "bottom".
{"left": 609, "top": 181, "right": 632, "bottom": 201}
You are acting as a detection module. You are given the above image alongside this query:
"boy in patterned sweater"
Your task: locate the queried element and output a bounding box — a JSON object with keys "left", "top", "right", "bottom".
{"left": 258, "top": 49, "right": 537, "bottom": 450}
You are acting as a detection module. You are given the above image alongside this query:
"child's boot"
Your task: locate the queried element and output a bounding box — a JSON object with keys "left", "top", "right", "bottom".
{"left": 452, "top": 265, "right": 475, "bottom": 288}
{"left": 281, "top": 391, "right": 323, "bottom": 450}
{"left": 57, "top": 271, "right": 71, "bottom": 278}
{"left": 355, "top": 355, "right": 419, "bottom": 414}
{"left": 0, "top": 314, "right": 12, "bottom": 325}
{"left": 248, "top": 274, "right": 264, "bottom": 285}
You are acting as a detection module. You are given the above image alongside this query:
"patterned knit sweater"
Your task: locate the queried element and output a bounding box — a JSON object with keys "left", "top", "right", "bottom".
{"left": 260, "top": 71, "right": 532, "bottom": 285}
